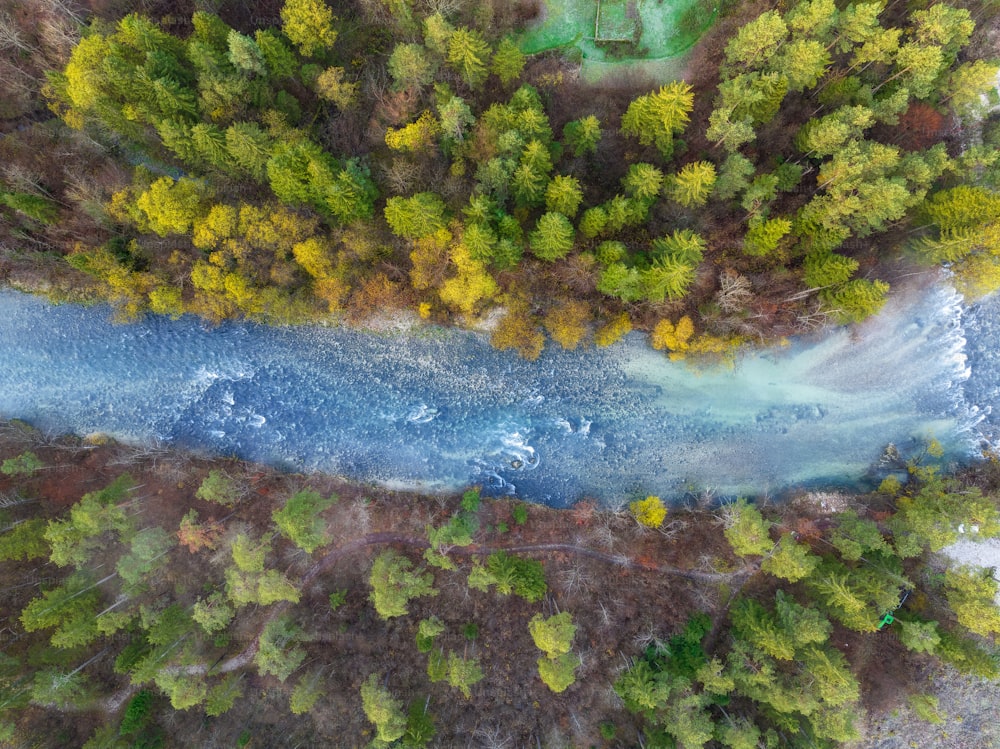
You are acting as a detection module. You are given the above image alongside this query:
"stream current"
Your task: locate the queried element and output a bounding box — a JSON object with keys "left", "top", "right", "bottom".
{"left": 0, "top": 283, "right": 992, "bottom": 507}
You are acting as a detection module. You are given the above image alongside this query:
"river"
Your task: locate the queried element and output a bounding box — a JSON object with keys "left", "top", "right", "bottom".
{"left": 0, "top": 282, "right": 990, "bottom": 507}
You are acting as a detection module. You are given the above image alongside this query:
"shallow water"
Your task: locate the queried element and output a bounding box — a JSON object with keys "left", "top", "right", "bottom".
{"left": 0, "top": 284, "right": 988, "bottom": 507}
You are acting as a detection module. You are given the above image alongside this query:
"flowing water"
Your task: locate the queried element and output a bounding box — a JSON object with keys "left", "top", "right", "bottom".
{"left": 0, "top": 283, "right": 990, "bottom": 507}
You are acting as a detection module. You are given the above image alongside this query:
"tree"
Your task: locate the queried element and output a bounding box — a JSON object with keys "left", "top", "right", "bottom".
{"left": 0, "top": 518, "right": 48, "bottom": 561}
{"left": 369, "top": 549, "right": 437, "bottom": 619}
{"left": 545, "top": 175, "right": 584, "bottom": 217}
{"left": 388, "top": 43, "right": 435, "bottom": 91}
{"left": 116, "top": 527, "right": 174, "bottom": 587}
{"left": 192, "top": 591, "right": 233, "bottom": 633}
{"left": 446, "top": 652, "right": 483, "bottom": 698}
{"left": 195, "top": 469, "right": 240, "bottom": 506}
{"left": 491, "top": 37, "right": 525, "bottom": 87}
{"left": 529, "top": 612, "right": 576, "bottom": 658}
{"left": 315, "top": 67, "right": 358, "bottom": 110}
{"left": 622, "top": 163, "right": 665, "bottom": 202}
{"left": 543, "top": 300, "right": 589, "bottom": 350}
{"left": 898, "top": 619, "right": 941, "bottom": 654}
{"left": 280, "top": 0, "right": 338, "bottom": 57}
{"left": 272, "top": 489, "right": 336, "bottom": 554}
{"left": 416, "top": 616, "right": 445, "bottom": 653}
{"left": 667, "top": 161, "right": 717, "bottom": 207}
{"left": 722, "top": 499, "right": 772, "bottom": 557}
{"left": 947, "top": 61, "right": 1000, "bottom": 118}
{"left": 384, "top": 193, "right": 448, "bottom": 240}
{"left": 630, "top": 496, "right": 667, "bottom": 529}
{"left": 135, "top": 177, "right": 210, "bottom": 237}
{"left": 361, "top": 674, "right": 407, "bottom": 745}
{"left": 204, "top": 674, "right": 243, "bottom": 716}
{"left": 290, "top": 671, "right": 324, "bottom": 714}
{"left": 255, "top": 616, "right": 305, "bottom": 681}
{"left": 1, "top": 451, "right": 43, "bottom": 475}
{"left": 563, "top": 115, "right": 601, "bottom": 157}
{"left": 227, "top": 30, "right": 266, "bottom": 75}
{"left": 724, "top": 11, "right": 788, "bottom": 71}
{"left": 771, "top": 39, "right": 830, "bottom": 92}
{"left": 447, "top": 28, "right": 490, "bottom": 89}
{"left": 944, "top": 566, "right": 1000, "bottom": 637}
{"left": 821, "top": 278, "right": 889, "bottom": 323}
{"left": 620, "top": 82, "right": 694, "bottom": 159}
{"left": 537, "top": 652, "right": 581, "bottom": 693}
{"left": 760, "top": 534, "right": 819, "bottom": 582}
{"left": 744, "top": 217, "right": 792, "bottom": 258}
{"left": 714, "top": 153, "right": 755, "bottom": 200}
{"left": 529, "top": 212, "right": 575, "bottom": 262}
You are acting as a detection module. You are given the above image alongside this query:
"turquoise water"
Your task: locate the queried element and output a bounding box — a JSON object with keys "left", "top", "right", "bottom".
{"left": 0, "top": 284, "right": 986, "bottom": 506}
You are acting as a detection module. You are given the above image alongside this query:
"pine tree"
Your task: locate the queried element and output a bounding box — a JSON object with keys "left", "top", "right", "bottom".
{"left": 272, "top": 489, "right": 336, "bottom": 554}
{"left": 447, "top": 28, "right": 490, "bottom": 89}
{"left": 255, "top": 616, "right": 305, "bottom": 681}
{"left": 361, "top": 674, "right": 408, "bottom": 744}
{"left": 722, "top": 499, "right": 772, "bottom": 557}
{"left": 369, "top": 549, "right": 437, "bottom": 619}
{"left": 667, "top": 161, "right": 717, "bottom": 207}
{"left": 388, "top": 43, "right": 436, "bottom": 91}
{"left": 563, "top": 115, "right": 601, "bottom": 157}
{"left": 724, "top": 10, "right": 788, "bottom": 71}
{"left": 620, "top": 82, "right": 694, "bottom": 159}
{"left": 491, "top": 37, "right": 525, "bottom": 87}
{"left": 545, "top": 175, "right": 584, "bottom": 217}
{"left": 529, "top": 212, "right": 575, "bottom": 262}
{"left": 384, "top": 193, "right": 448, "bottom": 240}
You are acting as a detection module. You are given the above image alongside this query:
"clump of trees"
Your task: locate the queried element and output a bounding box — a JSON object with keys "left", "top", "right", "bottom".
{"left": 13, "top": 0, "right": 993, "bottom": 360}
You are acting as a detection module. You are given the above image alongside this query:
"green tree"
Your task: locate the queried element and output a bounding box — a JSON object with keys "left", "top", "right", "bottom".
{"left": 667, "top": 161, "right": 717, "bottom": 207}
{"left": 388, "top": 43, "right": 435, "bottom": 91}
{"left": 255, "top": 616, "right": 305, "bottom": 681}
{"left": 204, "top": 674, "right": 243, "bottom": 716}
{"left": 1, "top": 451, "right": 43, "bottom": 475}
{"left": 416, "top": 616, "right": 445, "bottom": 653}
{"left": 898, "top": 619, "right": 941, "bottom": 654}
{"left": 227, "top": 30, "right": 266, "bottom": 75}
{"left": 491, "top": 37, "right": 525, "bottom": 87}
{"left": 770, "top": 38, "right": 830, "bottom": 92}
{"left": 447, "top": 28, "right": 490, "bottom": 89}
{"left": 529, "top": 212, "right": 575, "bottom": 262}
{"left": 760, "top": 534, "right": 819, "bottom": 582}
{"left": 722, "top": 499, "right": 772, "bottom": 557}
{"left": 944, "top": 565, "right": 1000, "bottom": 637}
{"left": 446, "top": 652, "right": 483, "bottom": 698}
{"left": 529, "top": 612, "right": 576, "bottom": 658}
{"left": 0, "top": 518, "right": 49, "bottom": 562}
{"left": 714, "top": 153, "right": 755, "bottom": 200}
{"left": 116, "top": 527, "right": 174, "bottom": 587}
{"left": 361, "top": 674, "right": 407, "bottom": 746}
{"left": 384, "top": 193, "right": 448, "bottom": 240}
{"left": 369, "top": 549, "right": 437, "bottom": 619}
{"left": 195, "top": 469, "right": 240, "bottom": 506}
{"left": 545, "top": 175, "right": 584, "bottom": 217}
{"left": 280, "top": 0, "right": 339, "bottom": 57}
{"left": 743, "top": 217, "right": 792, "bottom": 258}
{"left": 289, "top": 671, "right": 324, "bottom": 714}
{"left": 563, "top": 115, "right": 601, "bottom": 157}
{"left": 272, "top": 490, "right": 336, "bottom": 554}
{"left": 620, "top": 82, "right": 694, "bottom": 159}
{"left": 537, "top": 652, "right": 581, "bottom": 693}
{"left": 724, "top": 10, "right": 788, "bottom": 71}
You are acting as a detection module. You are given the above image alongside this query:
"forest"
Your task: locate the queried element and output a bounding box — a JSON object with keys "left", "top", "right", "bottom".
{"left": 1, "top": 0, "right": 1000, "bottom": 358}
{"left": 0, "top": 422, "right": 997, "bottom": 747}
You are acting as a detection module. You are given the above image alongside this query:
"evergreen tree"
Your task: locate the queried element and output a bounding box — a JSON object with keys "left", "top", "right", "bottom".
{"left": 369, "top": 549, "right": 437, "bottom": 619}
{"left": 447, "top": 28, "right": 490, "bottom": 89}
{"left": 529, "top": 212, "right": 575, "bottom": 262}
{"left": 361, "top": 674, "right": 408, "bottom": 745}
{"left": 620, "top": 82, "right": 694, "bottom": 159}
{"left": 491, "top": 38, "right": 525, "bottom": 87}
